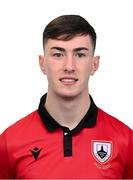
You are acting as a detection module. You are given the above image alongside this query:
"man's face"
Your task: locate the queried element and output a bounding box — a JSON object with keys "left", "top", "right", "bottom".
{"left": 39, "top": 35, "right": 99, "bottom": 98}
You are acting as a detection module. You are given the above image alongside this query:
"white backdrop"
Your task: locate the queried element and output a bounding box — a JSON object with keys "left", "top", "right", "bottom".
{"left": 0, "top": 0, "right": 133, "bottom": 133}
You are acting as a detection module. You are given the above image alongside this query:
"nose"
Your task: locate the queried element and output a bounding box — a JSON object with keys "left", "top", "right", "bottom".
{"left": 63, "top": 56, "right": 76, "bottom": 73}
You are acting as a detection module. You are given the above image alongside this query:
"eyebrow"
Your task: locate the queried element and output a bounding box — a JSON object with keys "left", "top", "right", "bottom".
{"left": 51, "top": 47, "right": 65, "bottom": 52}
{"left": 50, "top": 47, "right": 89, "bottom": 52}
{"left": 74, "top": 47, "right": 89, "bottom": 52}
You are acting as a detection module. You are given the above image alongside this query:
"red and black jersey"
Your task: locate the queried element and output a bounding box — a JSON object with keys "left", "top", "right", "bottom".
{"left": 0, "top": 93, "right": 133, "bottom": 179}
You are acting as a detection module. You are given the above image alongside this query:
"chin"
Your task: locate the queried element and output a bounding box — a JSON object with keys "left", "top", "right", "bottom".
{"left": 56, "top": 90, "right": 80, "bottom": 99}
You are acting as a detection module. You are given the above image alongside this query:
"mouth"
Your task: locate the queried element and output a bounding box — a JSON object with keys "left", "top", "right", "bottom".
{"left": 59, "top": 77, "right": 78, "bottom": 85}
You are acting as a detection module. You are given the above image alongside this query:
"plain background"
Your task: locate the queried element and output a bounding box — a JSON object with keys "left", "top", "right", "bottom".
{"left": 0, "top": 0, "right": 133, "bottom": 134}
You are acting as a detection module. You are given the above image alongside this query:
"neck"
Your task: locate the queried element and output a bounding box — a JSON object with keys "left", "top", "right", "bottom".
{"left": 45, "top": 91, "right": 91, "bottom": 130}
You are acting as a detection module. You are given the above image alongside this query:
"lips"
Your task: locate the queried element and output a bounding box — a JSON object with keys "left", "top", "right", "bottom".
{"left": 59, "top": 77, "right": 78, "bottom": 82}
{"left": 59, "top": 77, "right": 78, "bottom": 85}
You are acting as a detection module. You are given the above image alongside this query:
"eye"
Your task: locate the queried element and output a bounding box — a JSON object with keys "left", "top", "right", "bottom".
{"left": 53, "top": 53, "right": 63, "bottom": 57}
{"left": 76, "top": 53, "right": 86, "bottom": 58}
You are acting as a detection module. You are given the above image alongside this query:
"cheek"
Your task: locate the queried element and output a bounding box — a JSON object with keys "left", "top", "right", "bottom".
{"left": 45, "top": 64, "right": 59, "bottom": 82}
{"left": 78, "top": 62, "right": 92, "bottom": 74}
{"left": 79, "top": 64, "right": 93, "bottom": 83}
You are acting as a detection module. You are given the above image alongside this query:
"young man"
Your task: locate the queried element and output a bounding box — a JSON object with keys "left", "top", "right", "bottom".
{"left": 0, "top": 15, "right": 133, "bottom": 179}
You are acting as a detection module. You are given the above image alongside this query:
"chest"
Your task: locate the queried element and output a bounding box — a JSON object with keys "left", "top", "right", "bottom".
{"left": 13, "top": 129, "right": 126, "bottom": 179}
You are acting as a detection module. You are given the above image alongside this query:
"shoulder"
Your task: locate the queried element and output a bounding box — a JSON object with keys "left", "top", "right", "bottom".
{"left": 97, "top": 108, "right": 132, "bottom": 136}
{"left": 0, "top": 110, "right": 42, "bottom": 140}
{"left": 0, "top": 110, "right": 43, "bottom": 178}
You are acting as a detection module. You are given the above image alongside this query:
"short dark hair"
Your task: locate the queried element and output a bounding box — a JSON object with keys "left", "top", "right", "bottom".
{"left": 43, "top": 15, "right": 97, "bottom": 51}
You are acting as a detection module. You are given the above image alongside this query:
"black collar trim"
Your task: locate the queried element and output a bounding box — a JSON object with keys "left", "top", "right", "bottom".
{"left": 38, "top": 93, "right": 98, "bottom": 134}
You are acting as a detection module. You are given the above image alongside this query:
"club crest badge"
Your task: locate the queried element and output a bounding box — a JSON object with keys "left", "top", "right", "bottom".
{"left": 92, "top": 141, "right": 112, "bottom": 163}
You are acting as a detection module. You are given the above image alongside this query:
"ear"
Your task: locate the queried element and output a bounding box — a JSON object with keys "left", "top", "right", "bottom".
{"left": 39, "top": 55, "right": 46, "bottom": 74}
{"left": 91, "top": 55, "right": 100, "bottom": 75}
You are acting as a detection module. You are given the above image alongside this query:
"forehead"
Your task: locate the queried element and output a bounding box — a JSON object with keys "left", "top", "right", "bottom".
{"left": 45, "top": 35, "right": 93, "bottom": 51}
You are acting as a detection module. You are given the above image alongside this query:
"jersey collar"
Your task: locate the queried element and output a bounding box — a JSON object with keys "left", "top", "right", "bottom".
{"left": 38, "top": 93, "right": 98, "bottom": 134}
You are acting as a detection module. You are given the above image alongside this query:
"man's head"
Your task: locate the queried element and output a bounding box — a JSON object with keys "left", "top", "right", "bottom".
{"left": 43, "top": 15, "right": 97, "bottom": 53}
{"left": 39, "top": 15, "right": 99, "bottom": 99}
